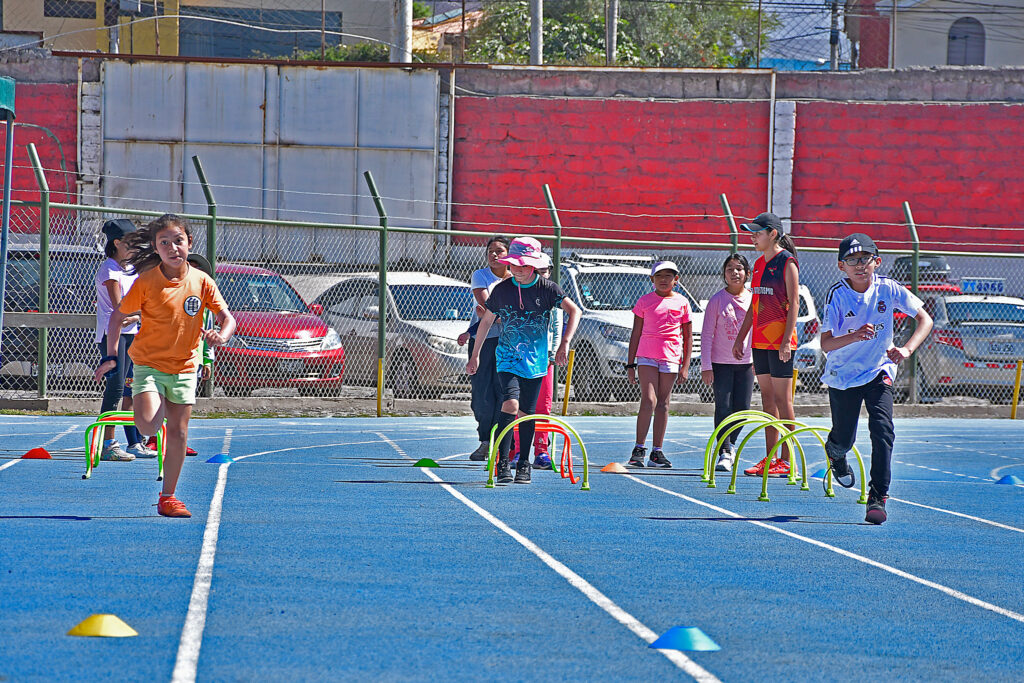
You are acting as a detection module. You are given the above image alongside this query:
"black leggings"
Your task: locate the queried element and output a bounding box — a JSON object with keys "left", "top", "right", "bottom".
{"left": 712, "top": 362, "right": 754, "bottom": 448}
{"left": 469, "top": 336, "right": 502, "bottom": 442}
{"left": 495, "top": 372, "right": 544, "bottom": 464}
{"left": 97, "top": 334, "right": 140, "bottom": 446}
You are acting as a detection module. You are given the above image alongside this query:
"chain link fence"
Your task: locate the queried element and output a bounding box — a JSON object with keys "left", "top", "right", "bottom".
{"left": 3, "top": 199, "right": 1024, "bottom": 409}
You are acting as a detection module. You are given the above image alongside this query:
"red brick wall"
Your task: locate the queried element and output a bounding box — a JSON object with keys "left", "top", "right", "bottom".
{"left": 792, "top": 102, "right": 1024, "bottom": 251}
{"left": 452, "top": 96, "right": 770, "bottom": 247}
{"left": 0, "top": 83, "right": 79, "bottom": 233}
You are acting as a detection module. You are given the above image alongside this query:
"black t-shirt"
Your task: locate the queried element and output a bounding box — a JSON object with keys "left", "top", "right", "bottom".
{"left": 485, "top": 275, "right": 565, "bottom": 378}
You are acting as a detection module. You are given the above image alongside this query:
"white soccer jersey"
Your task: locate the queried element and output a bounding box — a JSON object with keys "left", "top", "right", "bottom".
{"left": 821, "top": 275, "right": 923, "bottom": 390}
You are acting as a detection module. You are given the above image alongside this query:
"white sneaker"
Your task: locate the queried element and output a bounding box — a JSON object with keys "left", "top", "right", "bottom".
{"left": 126, "top": 442, "right": 158, "bottom": 459}
{"left": 715, "top": 453, "right": 733, "bottom": 472}
{"left": 101, "top": 442, "right": 135, "bottom": 462}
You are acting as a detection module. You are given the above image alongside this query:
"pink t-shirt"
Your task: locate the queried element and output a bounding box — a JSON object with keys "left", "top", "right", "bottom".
{"left": 632, "top": 291, "right": 690, "bottom": 364}
{"left": 700, "top": 287, "right": 752, "bottom": 371}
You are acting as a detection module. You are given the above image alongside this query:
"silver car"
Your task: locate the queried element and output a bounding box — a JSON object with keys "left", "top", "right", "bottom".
{"left": 309, "top": 272, "right": 473, "bottom": 398}
{"left": 895, "top": 294, "right": 1024, "bottom": 403}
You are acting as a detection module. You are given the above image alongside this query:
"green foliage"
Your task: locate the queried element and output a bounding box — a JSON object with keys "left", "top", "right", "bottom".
{"left": 413, "top": 1, "right": 433, "bottom": 19}
{"left": 467, "top": 0, "right": 776, "bottom": 68}
{"left": 292, "top": 42, "right": 390, "bottom": 62}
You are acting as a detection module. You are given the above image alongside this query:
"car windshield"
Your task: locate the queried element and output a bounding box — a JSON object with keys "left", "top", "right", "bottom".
{"left": 4, "top": 254, "right": 100, "bottom": 311}
{"left": 391, "top": 284, "right": 473, "bottom": 321}
{"left": 219, "top": 272, "right": 307, "bottom": 312}
{"left": 572, "top": 272, "right": 700, "bottom": 312}
{"left": 947, "top": 301, "right": 1024, "bottom": 325}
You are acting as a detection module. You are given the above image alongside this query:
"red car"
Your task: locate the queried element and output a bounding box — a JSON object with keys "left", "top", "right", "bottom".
{"left": 214, "top": 265, "right": 345, "bottom": 397}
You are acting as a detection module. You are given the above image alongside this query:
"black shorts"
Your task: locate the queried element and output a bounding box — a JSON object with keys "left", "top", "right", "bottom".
{"left": 752, "top": 347, "right": 794, "bottom": 379}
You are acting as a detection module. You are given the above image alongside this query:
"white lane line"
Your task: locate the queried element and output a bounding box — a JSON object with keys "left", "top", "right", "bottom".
{"left": 375, "top": 433, "right": 721, "bottom": 683}
{"left": 627, "top": 475, "right": 1024, "bottom": 625}
{"left": 221, "top": 428, "right": 233, "bottom": 455}
{"left": 43, "top": 425, "right": 79, "bottom": 448}
{"left": 0, "top": 460, "right": 20, "bottom": 472}
{"left": 171, "top": 463, "right": 230, "bottom": 683}
{"left": 887, "top": 497, "right": 1024, "bottom": 533}
{"left": 990, "top": 463, "right": 1024, "bottom": 481}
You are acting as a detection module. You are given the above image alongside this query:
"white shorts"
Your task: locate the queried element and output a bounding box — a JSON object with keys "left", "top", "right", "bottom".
{"left": 637, "top": 356, "right": 680, "bottom": 374}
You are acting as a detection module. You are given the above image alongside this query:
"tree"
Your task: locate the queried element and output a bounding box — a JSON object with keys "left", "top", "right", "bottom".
{"left": 467, "top": 0, "right": 776, "bottom": 68}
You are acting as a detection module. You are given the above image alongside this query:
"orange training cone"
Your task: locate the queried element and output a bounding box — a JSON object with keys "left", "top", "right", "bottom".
{"left": 22, "top": 447, "right": 51, "bottom": 459}
{"left": 600, "top": 462, "right": 628, "bottom": 473}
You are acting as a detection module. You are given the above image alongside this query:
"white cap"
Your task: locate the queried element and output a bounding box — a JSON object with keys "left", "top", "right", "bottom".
{"left": 536, "top": 252, "right": 552, "bottom": 269}
{"left": 651, "top": 260, "right": 679, "bottom": 276}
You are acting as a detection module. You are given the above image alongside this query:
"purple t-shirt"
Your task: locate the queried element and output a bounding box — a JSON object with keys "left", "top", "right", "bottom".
{"left": 632, "top": 291, "right": 690, "bottom": 364}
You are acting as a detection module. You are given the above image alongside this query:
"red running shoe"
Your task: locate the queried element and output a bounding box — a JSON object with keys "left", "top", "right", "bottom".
{"left": 743, "top": 457, "right": 768, "bottom": 476}
{"left": 157, "top": 494, "right": 192, "bottom": 518}
{"left": 766, "top": 458, "right": 791, "bottom": 478}
{"left": 148, "top": 435, "right": 197, "bottom": 456}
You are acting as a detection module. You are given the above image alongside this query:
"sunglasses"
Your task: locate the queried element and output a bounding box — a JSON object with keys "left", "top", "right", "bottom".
{"left": 843, "top": 255, "right": 877, "bottom": 266}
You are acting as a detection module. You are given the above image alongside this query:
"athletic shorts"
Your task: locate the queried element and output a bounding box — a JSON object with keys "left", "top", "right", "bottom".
{"left": 752, "top": 347, "right": 794, "bottom": 379}
{"left": 637, "top": 356, "right": 680, "bottom": 374}
{"left": 133, "top": 364, "right": 198, "bottom": 405}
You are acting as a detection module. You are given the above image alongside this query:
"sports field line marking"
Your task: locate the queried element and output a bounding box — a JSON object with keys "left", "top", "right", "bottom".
{"left": 887, "top": 497, "right": 1024, "bottom": 533}
{"left": 171, "top": 462, "right": 230, "bottom": 683}
{"left": 0, "top": 460, "right": 19, "bottom": 472}
{"left": 626, "top": 475, "right": 1024, "bottom": 625}
{"left": 43, "top": 425, "right": 78, "bottom": 448}
{"left": 374, "top": 433, "right": 721, "bottom": 683}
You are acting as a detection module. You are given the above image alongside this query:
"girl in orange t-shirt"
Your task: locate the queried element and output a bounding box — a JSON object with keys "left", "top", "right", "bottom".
{"left": 94, "top": 214, "right": 235, "bottom": 518}
{"left": 732, "top": 212, "right": 800, "bottom": 479}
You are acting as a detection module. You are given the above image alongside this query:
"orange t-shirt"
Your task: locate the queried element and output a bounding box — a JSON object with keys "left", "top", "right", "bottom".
{"left": 119, "top": 264, "right": 227, "bottom": 375}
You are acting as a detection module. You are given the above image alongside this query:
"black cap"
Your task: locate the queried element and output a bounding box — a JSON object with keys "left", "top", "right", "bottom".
{"left": 187, "top": 253, "right": 214, "bottom": 277}
{"left": 101, "top": 219, "right": 137, "bottom": 242}
{"left": 839, "top": 233, "right": 879, "bottom": 261}
{"left": 739, "top": 212, "right": 784, "bottom": 234}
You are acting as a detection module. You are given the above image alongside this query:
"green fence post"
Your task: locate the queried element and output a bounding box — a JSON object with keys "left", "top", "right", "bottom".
{"left": 27, "top": 144, "right": 50, "bottom": 398}
{"left": 0, "top": 79, "right": 14, "bottom": 378}
{"left": 363, "top": 171, "right": 388, "bottom": 417}
{"left": 720, "top": 193, "right": 739, "bottom": 253}
{"left": 192, "top": 156, "right": 217, "bottom": 398}
{"left": 903, "top": 201, "right": 920, "bottom": 404}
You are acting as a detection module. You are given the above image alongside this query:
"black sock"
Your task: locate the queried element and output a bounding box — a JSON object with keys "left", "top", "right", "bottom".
{"left": 496, "top": 411, "right": 516, "bottom": 461}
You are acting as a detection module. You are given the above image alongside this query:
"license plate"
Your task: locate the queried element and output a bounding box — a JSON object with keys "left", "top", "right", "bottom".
{"left": 989, "top": 341, "right": 1015, "bottom": 354}
{"left": 30, "top": 362, "right": 64, "bottom": 377}
{"left": 277, "top": 358, "right": 305, "bottom": 374}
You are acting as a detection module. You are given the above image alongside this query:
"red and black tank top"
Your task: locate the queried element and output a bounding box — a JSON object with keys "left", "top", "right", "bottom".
{"left": 750, "top": 249, "right": 799, "bottom": 350}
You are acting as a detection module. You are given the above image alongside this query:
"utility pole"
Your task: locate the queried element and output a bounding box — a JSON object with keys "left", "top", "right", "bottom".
{"left": 605, "top": 0, "right": 618, "bottom": 66}
{"left": 530, "top": 0, "right": 543, "bottom": 65}
{"left": 829, "top": 0, "right": 839, "bottom": 70}
{"left": 320, "top": 0, "right": 326, "bottom": 59}
{"left": 391, "top": 0, "right": 412, "bottom": 62}
{"left": 756, "top": 0, "right": 763, "bottom": 66}
{"left": 105, "top": 1, "right": 120, "bottom": 53}
{"left": 153, "top": 0, "right": 160, "bottom": 55}
{"left": 890, "top": 0, "right": 898, "bottom": 67}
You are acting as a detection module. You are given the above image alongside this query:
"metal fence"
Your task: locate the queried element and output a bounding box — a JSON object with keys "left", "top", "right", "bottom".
{"left": 3, "top": 162, "right": 1024, "bottom": 411}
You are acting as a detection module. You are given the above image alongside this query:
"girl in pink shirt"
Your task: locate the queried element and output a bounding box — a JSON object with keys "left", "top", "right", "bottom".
{"left": 700, "top": 254, "right": 754, "bottom": 473}
{"left": 626, "top": 261, "right": 693, "bottom": 468}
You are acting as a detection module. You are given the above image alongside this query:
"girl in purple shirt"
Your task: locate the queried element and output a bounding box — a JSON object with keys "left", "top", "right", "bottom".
{"left": 626, "top": 261, "right": 693, "bottom": 468}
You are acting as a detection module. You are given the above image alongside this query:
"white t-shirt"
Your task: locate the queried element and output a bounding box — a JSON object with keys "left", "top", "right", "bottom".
{"left": 95, "top": 257, "right": 139, "bottom": 343}
{"left": 822, "top": 274, "right": 923, "bottom": 390}
{"left": 469, "top": 266, "right": 505, "bottom": 339}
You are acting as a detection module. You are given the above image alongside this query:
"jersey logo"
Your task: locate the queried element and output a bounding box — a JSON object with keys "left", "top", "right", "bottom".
{"left": 877, "top": 300, "right": 887, "bottom": 313}
{"left": 845, "top": 310, "right": 856, "bottom": 317}
{"left": 882, "top": 375, "right": 893, "bottom": 386}
{"left": 183, "top": 296, "right": 202, "bottom": 317}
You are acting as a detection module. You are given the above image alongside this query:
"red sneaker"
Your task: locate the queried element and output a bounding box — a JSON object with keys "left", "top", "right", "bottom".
{"left": 147, "top": 435, "right": 197, "bottom": 456}
{"left": 157, "top": 495, "right": 192, "bottom": 518}
{"left": 743, "top": 457, "right": 768, "bottom": 477}
{"left": 766, "top": 458, "right": 791, "bottom": 478}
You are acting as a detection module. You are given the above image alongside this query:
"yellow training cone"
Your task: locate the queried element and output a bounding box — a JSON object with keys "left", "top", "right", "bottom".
{"left": 600, "top": 462, "right": 629, "bottom": 473}
{"left": 67, "top": 614, "right": 138, "bottom": 637}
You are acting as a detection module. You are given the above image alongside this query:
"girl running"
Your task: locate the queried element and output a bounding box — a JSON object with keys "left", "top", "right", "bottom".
{"left": 626, "top": 260, "right": 693, "bottom": 469}
{"left": 732, "top": 212, "right": 799, "bottom": 478}
{"left": 94, "top": 214, "right": 235, "bottom": 517}
{"left": 700, "top": 254, "right": 754, "bottom": 473}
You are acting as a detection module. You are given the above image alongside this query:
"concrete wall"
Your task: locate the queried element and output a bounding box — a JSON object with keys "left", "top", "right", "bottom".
{"left": 895, "top": 0, "right": 1024, "bottom": 68}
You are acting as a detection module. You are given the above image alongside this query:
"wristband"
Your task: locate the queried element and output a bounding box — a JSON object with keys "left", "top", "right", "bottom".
{"left": 625, "top": 363, "right": 637, "bottom": 369}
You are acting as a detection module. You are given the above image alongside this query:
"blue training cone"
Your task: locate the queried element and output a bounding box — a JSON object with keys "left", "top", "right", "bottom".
{"left": 811, "top": 468, "right": 828, "bottom": 479}
{"left": 206, "top": 453, "right": 233, "bottom": 463}
{"left": 649, "top": 627, "right": 721, "bottom": 652}
{"left": 995, "top": 475, "right": 1024, "bottom": 485}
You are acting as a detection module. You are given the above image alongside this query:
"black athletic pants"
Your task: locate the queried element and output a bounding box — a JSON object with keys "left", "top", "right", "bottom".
{"left": 826, "top": 372, "right": 895, "bottom": 497}
{"left": 711, "top": 362, "right": 754, "bottom": 449}
{"left": 469, "top": 336, "right": 503, "bottom": 443}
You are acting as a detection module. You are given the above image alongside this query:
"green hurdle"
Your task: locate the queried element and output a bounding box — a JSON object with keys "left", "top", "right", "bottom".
{"left": 486, "top": 414, "right": 590, "bottom": 491}
{"left": 83, "top": 410, "right": 165, "bottom": 481}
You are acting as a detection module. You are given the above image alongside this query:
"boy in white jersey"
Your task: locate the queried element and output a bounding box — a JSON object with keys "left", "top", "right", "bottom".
{"left": 820, "top": 233, "right": 933, "bottom": 524}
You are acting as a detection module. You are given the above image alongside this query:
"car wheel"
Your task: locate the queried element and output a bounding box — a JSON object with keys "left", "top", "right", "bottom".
{"left": 573, "top": 347, "right": 611, "bottom": 402}
{"left": 388, "top": 351, "right": 421, "bottom": 399}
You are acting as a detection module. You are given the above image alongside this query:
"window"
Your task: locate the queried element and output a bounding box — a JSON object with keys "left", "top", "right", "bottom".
{"left": 948, "top": 17, "right": 985, "bottom": 66}
{"left": 44, "top": 0, "right": 97, "bottom": 19}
